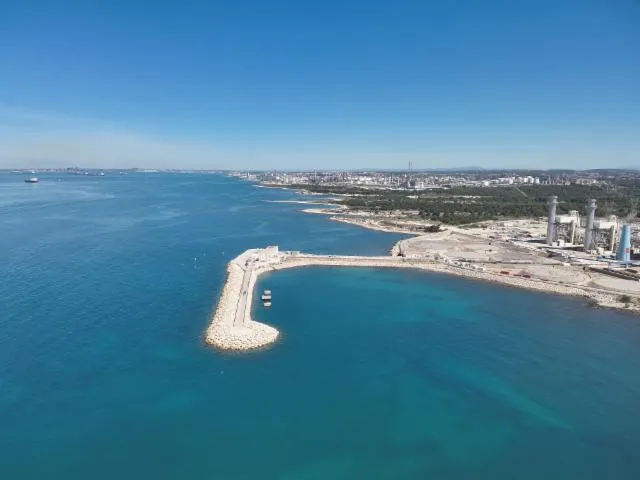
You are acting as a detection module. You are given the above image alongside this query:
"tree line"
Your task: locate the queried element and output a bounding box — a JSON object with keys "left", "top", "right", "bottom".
{"left": 291, "top": 182, "right": 640, "bottom": 225}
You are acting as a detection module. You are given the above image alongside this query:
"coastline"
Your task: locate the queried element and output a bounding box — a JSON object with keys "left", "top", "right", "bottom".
{"left": 207, "top": 247, "right": 640, "bottom": 352}
{"left": 253, "top": 178, "right": 426, "bottom": 235}
{"left": 301, "top": 206, "right": 422, "bottom": 235}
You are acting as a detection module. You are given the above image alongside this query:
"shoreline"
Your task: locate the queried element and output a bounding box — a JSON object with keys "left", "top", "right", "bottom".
{"left": 247, "top": 177, "right": 429, "bottom": 235}
{"left": 207, "top": 247, "right": 640, "bottom": 352}
{"left": 268, "top": 200, "right": 344, "bottom": 208}
{"left": 250, "top": 179, "right": 433, "bottom": 235}
{"left": 301, "top": 206, "right": 423, "bottom": 235}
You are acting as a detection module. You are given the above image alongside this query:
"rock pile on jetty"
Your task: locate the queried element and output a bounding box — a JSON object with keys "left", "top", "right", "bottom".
{"left": 206, "top": 261, "right": 279, "bottom": 351}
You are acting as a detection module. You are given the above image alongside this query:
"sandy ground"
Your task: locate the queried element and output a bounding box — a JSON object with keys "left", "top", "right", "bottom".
{"left": 590, "top": 274, "right": 640, "bottom": 294}
{"left": 397, "top": 229, "right": 540, "bottom": 263}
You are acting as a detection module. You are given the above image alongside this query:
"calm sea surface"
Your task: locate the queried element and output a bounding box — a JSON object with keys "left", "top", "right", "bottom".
{"left": 1, "top": 173, "right": 639, "bottom": 479}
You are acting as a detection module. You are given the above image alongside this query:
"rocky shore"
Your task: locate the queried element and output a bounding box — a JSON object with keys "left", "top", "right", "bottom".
{"left": 300, "top": 206, "right": 424, "bottom": 235}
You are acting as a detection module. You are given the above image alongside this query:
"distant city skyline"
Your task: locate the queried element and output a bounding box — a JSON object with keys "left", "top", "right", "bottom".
{"left": 1, "top": 1, "right": 639, "bottom": 170}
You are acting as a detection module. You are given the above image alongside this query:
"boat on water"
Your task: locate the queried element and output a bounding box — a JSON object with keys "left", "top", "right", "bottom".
{"left": 261, "top": 289, "right": 272, "bottom": 302}
{"left": 24, "top": 177, "right": 39, "bottom": 183}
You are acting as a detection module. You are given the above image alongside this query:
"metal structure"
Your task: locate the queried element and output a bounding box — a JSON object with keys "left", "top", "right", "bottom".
{"left": 618, "top": 224, "right": 631, "bottom": 263}
{"left": 547, "top": 195, "right": 558, "bottom": 245}
{"left": 547, "top": 195, "right": 580, "bottom": 246}
{"left": 554, "top": 210, "right": 580, "bottom": 245}
{"left": 592, "top": 217, "right": 618, "bottom": 252}
{"left": 584, "top": 199, "right": 597, "bottom": 252}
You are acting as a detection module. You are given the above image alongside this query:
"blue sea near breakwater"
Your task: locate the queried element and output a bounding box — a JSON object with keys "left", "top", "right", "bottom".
{"left": 1, "top": 172, "right": 640, "bottom": 479}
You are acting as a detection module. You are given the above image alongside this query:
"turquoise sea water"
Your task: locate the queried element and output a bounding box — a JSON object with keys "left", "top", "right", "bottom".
{"left": 1, "top": 173, "right": 640, "bottom": 479}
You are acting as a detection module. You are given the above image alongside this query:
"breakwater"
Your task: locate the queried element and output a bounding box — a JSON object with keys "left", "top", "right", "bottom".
{"left": 205, "top": 248, "right": 407, "bottom": 351}
{"left": 206, "top": 249, "right": 280, "bottom": 350}
{"left": 207, "top": 246, "right": 640, "bottom": 351}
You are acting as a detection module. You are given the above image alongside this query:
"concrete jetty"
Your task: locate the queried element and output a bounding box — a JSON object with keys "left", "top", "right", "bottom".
{"left": 207, "top": 245, "right": 640, "bottom": 351}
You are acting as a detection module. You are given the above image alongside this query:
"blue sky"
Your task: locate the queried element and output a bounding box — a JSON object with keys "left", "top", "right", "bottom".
{"left": 1, "top": 0, "right": 639, "bottom": 169}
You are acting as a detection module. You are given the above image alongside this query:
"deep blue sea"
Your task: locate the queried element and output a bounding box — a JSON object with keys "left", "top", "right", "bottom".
{"left": 1, "top": 173, "right": 640, "bottom": 479}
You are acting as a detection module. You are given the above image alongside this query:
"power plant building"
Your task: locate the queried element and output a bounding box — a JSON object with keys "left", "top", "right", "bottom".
{"left": 554, "top": 210, "right": 580, "bottom": 245}
{"left": 583, "top": 199, "right": 597, "bottom": 252}
{"left": 589, "top": 217, "right": 619, "bottom": 252}
{"left": 546, "top": 196, "right": 620, "bottom": 253}
{"left": 546, "top": 196, "right": 558, "bottom": 245}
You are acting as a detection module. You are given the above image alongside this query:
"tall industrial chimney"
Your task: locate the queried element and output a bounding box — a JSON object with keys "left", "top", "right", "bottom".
{"left": 547, "top": 195, "right": 558, "bottom": 245}
{"left": 584, "top": 199, "right": 597, "bottom": 252}
{"left": 617, "top": 225, "right": 631, "bottom": 263}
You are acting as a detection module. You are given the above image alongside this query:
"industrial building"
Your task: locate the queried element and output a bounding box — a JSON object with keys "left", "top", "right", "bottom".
{"left": 546, "top": 196, "right": 623, "bottom": 254}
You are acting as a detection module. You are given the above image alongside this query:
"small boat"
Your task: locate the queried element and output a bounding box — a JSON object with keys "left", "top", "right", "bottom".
{"left": 263, "top": 301, "right": 272, "bottom": 308}
{"left": 261, "top": 289, "right": 272, "bottom": 301}
{"left": 24, "top": 177, "right": 39, "bottom": 183}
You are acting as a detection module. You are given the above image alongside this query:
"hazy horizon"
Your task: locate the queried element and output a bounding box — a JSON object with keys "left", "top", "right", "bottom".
{"left": 4, "top": 164, "right": 639, "bottom": 173}
{"left": 2, "top": 1, "right": 639, "bottom": 170}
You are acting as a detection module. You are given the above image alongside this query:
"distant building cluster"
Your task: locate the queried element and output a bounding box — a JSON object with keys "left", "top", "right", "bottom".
{"left": 232, "top": 169, "right": 613, "bottom": 191}
{"left": 480, "top": 176, "right": 541, "bottom": 186}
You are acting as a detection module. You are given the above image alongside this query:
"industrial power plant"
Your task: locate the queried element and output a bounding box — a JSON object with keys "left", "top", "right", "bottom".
{"left": 546, "top": 195, "right": 633, "bottom": 263}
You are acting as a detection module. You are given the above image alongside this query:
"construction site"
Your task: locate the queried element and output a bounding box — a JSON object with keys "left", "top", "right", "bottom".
{"left": 393, "top": 194, "right": 640, "bottom": 299}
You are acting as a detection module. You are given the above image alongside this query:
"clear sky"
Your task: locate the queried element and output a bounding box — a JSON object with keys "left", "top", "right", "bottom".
{"left": 1, "top": 0, "right": 639, "bottom": 170}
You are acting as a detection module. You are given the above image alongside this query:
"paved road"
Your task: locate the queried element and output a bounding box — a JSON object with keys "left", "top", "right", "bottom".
{"left": 513, "top": 185, "right": 528, "bottom": 198}
{"left": 233, "top": 265, "right": 252, "bottom": 327}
